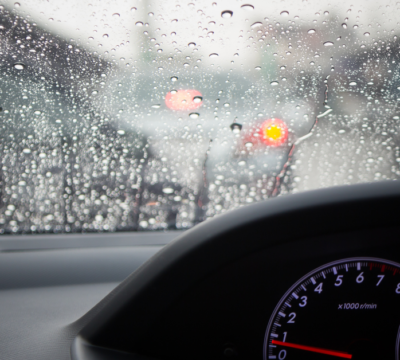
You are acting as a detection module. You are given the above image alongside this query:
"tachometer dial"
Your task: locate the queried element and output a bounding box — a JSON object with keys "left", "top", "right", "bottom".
{"left": 264, "top": 258, "right": 400, "bottom": 360}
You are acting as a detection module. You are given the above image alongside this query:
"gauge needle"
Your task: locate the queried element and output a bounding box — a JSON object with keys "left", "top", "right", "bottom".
{"left": 271, "top": 340, "right": 352, "bottom": 359}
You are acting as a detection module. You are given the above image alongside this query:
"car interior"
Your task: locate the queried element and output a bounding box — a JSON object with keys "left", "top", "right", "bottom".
{"left": 1, "top": 1, "right": 400, "bottom": 360}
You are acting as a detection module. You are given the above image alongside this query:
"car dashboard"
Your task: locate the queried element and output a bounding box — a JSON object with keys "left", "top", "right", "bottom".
{"left": 0, "top": 182, "right": 400, "bottom": 360}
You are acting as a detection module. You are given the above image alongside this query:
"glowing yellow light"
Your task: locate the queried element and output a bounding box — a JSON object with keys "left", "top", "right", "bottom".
{"left": 265, "top": 125, "right": 282, "bottom": 140}
{"left": 259, "top": 118, "right": 288, "bottom": 147}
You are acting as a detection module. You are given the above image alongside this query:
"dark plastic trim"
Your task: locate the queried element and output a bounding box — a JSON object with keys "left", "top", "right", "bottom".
{"left": 71, "top": 181, "right": 400, "bottom": 360}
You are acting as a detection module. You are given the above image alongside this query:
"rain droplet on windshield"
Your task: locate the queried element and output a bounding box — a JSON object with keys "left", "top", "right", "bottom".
{"left": 280, "top": 11, "right": 289, "bottom": 16}
{"left": 170, "top": 76, "right": 178, "bottom": 82}
{"left": 13, "top": 63, "right": 25, "bottom": 70}
{"left": 112, "top": 13, "right": 120, "bottom": 17}
{"left": 102, "top": 34, "right": 109, "bottom": 38}
{"left": 230, "top": 122, "right": 243, "bottom": 134}
{"left": 364, "top": 32, "right": 370, "bottom": 37}
{"left": 221, "top": 10, "right": 233, "bottom": 18}
{"left": 135, "top": 21, "right": 143, "bottom": 27}
{"left": 270, "top": 81, "right": 279, "bottom": 86}
{"left": 255, "top": 66, "right": 261, "bottom": 70}
{"left": 162, "top": 188, "right": 174, "bottom": 194}
{"left": 308, "top": 29, "right": 316, "bottom": 34}
{"left": 189, "top": 113, "right": 199, "bottom": 119}
{"left": 323, "top": 41, "right": 334, "bottom": 46}
{"left": 241, "top": 4, "right": 254, "bottom": 11}
{"left": 209, "top": 53, "right": 219, "bottom": 58}
{"left": 342, "top": 23, "right": 347, "bottom": 29}
{"left": 188, "top": 42, "right": 196, "bottom": 48}
{"left": 152, "top": 104, "right": 161, "bottom": 108}
{"left": 193, "top": 96, "right": 203, "bottom": 103}
{"left": 251, "top": 22, "right": 263, "bottom": 29}
{"left": 349, "top": 81, "right": 357, "bottom": 86}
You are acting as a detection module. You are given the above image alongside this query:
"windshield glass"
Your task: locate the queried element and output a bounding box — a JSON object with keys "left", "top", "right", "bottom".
{"left": 0, "top": 0, "right": 399, "bottom": 234}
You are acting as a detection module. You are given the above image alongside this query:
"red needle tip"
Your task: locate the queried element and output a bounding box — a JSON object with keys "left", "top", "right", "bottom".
{"left": 271, "top": 340, "right": 352, "bottom": 359}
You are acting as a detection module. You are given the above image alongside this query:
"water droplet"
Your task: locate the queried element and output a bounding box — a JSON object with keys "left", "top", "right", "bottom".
{"left": 14, "top": 2, "right": 20, "bottom": 7}
{"left": 152, "top": 104, "right": 161, "bottom": 108}
{"left": 170, "top": 89, "right": 177, "bottom": 94}
{"left": 308, "top": 29, "right": 316, "bottom": 34}
{"left": 189, "top": 113, "right": 199, "bottom": 119}
{"left": 255, "top": 66, "right": 261, "bottom": 70}
{"left": 148, "top": 12, "right": 154, "bottom": 17}
{"left": 171, "top": 19, "right": 178, "bottom": 23}
{"left": 230, "top": 121, "right": 242, "bottom": 133}
{"left": 34, "top": 110, "right": 41, "bottom": 115}
{"left": 131, "top": 7, "right": 137, "bottom": 12}
{"left": 193, "top": 96, "right": 203, "bottom": 103}
{"left": 163, "top": 187, "right": 174, "bottom": 194}
{"left": 183, "top": 63, "right": 189, "bottom": 67}
{"left": 310, "top": 61, "right": 315, "bottom": 65}
{"left": 23, "top": 148, "right": 31, "bottom": 154}
{"left": 13, "top": 63, "right": 25, "bottom": 70}
{"left": 238, "top": 160, "right": 246, "bottom": 166}
{"left": 135, "top": 21, "right": 143, "bottom": 27}
{"left": 280, "top": 65, "right": 286, "bottom": 70}
{"left": 102, "top": 34, "right": 109, "bottom": 38}
{"left": 338, "top": 129, "right": 346, "bottom": 134}
{"left": 112, "top": 13, "right": 120, "bottom": 17}
{"left": 270, "top": 81, "right": 279, "bottom": 86}
{"left": 349, "top": 81, "right": 357, "bottom": 86}
{"left": 324, "top": 11, "right": 329, "bottom": 15}
{"left": 224, "top": 103, "right": 230, "bottom": 107}
{"left": 323, "top": 41, "right": 334, "bottom": 46}
{"left": 188, "top": 42, "right": 196, "bottom": 48}
{"left": 245, "top": 142, "right": 253, "bottom": 148}
{"left": 18, "top": 181, "right": 26, "bottom": 186}
{"left": 364, "top": 32, "right": 370, "bottom": 37}
{"left": 353, "top": 25, "right": 358, "bottom": 29}
{"left": 280, "top": 11, "right": 289, "bottom": 16}
{"left": 342, "top": 23, "right": 347, "bottom": 29}
{"left": 209, "top": 53, "right": 219, "bottom": 58}
{"left": 251, "top": 22, "right": 263, "bottom": 29}
{"left": 170, "top": 76, "right": 178, "bottom": 82}
{"left": 221, "top": 10, "right": 233, "bottom": 18}
{"left": 241, "top": 4, "right": 254, "bottom": 11}
{"left": 117, "top": 130, "right": 125, "bottom": 135}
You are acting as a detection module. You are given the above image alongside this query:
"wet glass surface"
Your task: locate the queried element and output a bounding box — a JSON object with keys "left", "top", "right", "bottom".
{"left": 0, "top": 0, "right": 399, "bottom": 233}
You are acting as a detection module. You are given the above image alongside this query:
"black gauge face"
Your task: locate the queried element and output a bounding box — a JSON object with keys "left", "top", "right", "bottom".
{"left": 264, "top": 258, "right": 400, "bottom": 360}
